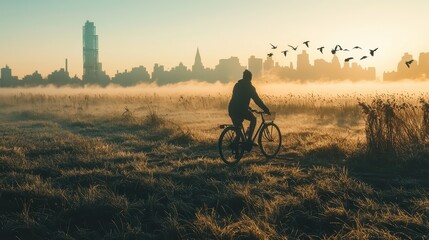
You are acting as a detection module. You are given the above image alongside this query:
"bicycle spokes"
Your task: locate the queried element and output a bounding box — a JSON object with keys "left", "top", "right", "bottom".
{"left": 263, "top": 125, "right": 276, "bottom": 141}
{"left": 218, "top": 126, "right": 244, "bottom": 164}
{"left": 258, "top": 123, "right": 282, "bottom": 158}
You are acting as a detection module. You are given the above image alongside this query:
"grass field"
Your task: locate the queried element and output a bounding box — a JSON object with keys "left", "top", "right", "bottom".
{"left": 0, "top": 84, "right": 428, "bottom": 239}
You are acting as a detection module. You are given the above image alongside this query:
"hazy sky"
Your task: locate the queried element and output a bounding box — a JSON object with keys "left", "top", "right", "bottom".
{"left": 1, "top": 0, "right": 429, "bottom": 79}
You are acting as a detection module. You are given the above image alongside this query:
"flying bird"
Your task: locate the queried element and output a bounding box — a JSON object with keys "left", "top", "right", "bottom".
{"left": 405, "top": 59, "right": 414, "bottom": 68}
{"left": 267, "top": 53, "right": 274, "bottom": 57}
{"left": 369, "top": 48, "right": 378, "bottom": 56}
{"left": 331, "top": 45, "right": 343, "bottom": 54}
{"left": 288, "top": 45, "right": 298, "bottom": 51}
{"left": 281, "top": 50, "right": 288, "bottom": 56}
{"left": 270, "top": 43, "right": 277, "bottom": 49}
{"left": 360, "top": 56, "right": 368, "bottom": 60}
{"left": 317, "top": 46, "right": 324, "bottom": 53}
{"left": 343, "top": 48, "right": 349, "bottom": 51}
{"left": 345, "top": 57, "right": 354, "bottom": 62}
{"left": 353, "top": 46, "right": 362, "bottom": 49}
{"left": 303, "top": 41, "right": 310, "bottom": 48}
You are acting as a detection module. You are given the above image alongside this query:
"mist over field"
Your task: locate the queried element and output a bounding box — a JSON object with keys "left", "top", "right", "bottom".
{"left": 2, "top": 80, "right": 429, "bottom": 97}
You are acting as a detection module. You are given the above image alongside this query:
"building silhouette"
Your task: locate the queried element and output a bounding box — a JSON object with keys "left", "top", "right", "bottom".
{"left": 82, "top": 21, "right": 109, "bottom": 85}
{"left": 192, "top": 48, "right": 204, "bottom": 73}
{"left": 248, "top": 56, "right": 263, "bottom": 79}
{"left": 1, "top": 65, "right": 12, "bottom": 80}
{"left": 264, "top": 51, "right": 375, "bottom": 81}
{"left": 191, "top": 48, "right": 214, "bottom": 82}
{"left": 263, "top": 56, "right": 274, "bottom": 73}
{"left": 0, "top": 65, "right": 18, "bottom": 87}
{"left": 83, "top": 21, "right": 99, "bottom": 77}
{"left": 214, "top": 57, "right": 245, "bottom": 83}
{"left": 384, "top": 52, "right": 429, "bottom": 81}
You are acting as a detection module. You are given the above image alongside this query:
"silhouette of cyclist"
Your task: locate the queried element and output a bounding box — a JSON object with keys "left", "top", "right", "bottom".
{"left": 228, "top": 69, "right": 270, "bottom": 151}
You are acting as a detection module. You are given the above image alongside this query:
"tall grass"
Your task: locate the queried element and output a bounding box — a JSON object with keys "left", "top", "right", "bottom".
{"left": 358, "top": 97, "right": 429, "bottom": 165}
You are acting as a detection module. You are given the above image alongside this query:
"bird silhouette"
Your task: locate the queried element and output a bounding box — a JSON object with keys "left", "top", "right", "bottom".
{"left": 353, "top": 46, "right": 362, "bottom": 49}
{"left": 369, "top": 48, "right": 378, "bottom": 56}
{"left": 303, "top": 41, "right": 310, "bottom": 48}
{"left": 281, "top": 50, "right": 288, "bottom": 57}
{"left": 317, "top": 46, "right": 324, "bottom": 53}
{"left": 405, "top": 59, "right": 414, "bottom": 68}
{"left": 360, "top": 56, "right": 368, "bottom": 60}
{"left": 335, "top": 45, "right": 343, "bottom": 51}
{"left": 288, "top": 45, "right": 298, "bottom": 51}
{"left": 270, "top": 43, "right": 277, "bottom": 49}
{"left": 343, "top": 48, "right": 349, "bottom": 51}
{"left": 331, "top": 45, "right": 343, "bottom": 54}
{"left": 345, "top": 57, "right": 354, "bottom": 62}
{"left": 267, "top": 53, "right": 274, "bottom": 57}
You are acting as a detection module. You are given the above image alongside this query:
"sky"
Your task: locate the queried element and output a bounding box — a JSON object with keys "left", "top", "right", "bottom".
{"left": 1, "top": 0, "right": 429, "bottom": 79}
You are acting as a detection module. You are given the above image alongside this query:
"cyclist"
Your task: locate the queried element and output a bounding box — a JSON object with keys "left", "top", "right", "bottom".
{"left": 228, "top": 69, "right": 270, "bottom": 151}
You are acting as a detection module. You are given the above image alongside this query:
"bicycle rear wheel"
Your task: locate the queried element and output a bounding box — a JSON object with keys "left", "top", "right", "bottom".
{"left": 258, "top": 122, "right": 282, "bottom": 158}
{"left": 218, "top": 126, "right": 245, "bottom": 164}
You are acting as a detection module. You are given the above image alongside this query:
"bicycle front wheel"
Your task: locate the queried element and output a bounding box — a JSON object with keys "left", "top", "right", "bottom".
{"left": 258, "top": 122, "right": 282, "bottom": 159}
{"left": 218, "top": 126, "right": 244, "bottom": 164}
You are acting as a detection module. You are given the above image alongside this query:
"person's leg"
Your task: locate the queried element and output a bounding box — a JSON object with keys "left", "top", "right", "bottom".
{"left": 230, "top": 115, "right": 244, "bottom": 144}
{"left": 243, "top": 111, "right": 257, "bottom": 142}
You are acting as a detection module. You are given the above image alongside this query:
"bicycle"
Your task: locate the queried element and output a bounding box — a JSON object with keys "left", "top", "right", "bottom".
{"left": 218, "top": 109, "right": 282, "bottom": 164}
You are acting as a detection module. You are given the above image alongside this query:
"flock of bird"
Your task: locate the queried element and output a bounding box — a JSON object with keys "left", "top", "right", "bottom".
{"left": 267, "top": 41, "right": 415, "bottom": 68}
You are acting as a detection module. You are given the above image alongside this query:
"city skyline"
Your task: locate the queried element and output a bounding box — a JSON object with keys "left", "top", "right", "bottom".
{"left": 1, "top": 1, "right": 429, "bottom": 79}
{"left": 2, "top": 19, "right": 428, "bottom": 86}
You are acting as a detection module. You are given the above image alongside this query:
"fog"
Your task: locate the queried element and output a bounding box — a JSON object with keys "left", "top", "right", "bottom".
{"left": 1, "top": 80, "right": 429, "bottom": 97}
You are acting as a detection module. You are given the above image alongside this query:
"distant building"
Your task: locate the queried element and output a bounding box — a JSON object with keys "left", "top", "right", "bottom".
{"left": 248, "top": 56, "right": 263, "bottom": 79}
{"left": 83, "top": 21, "right": 99, "bottom": 77}
{"left": 296, "top": 50, "right": 312, "bottom": 79}
{"left": 263, "top": 56, "right": 274, "bottom": 73}
{"left": 383, "top": 52, "right": 427, "bottom": 81}
{"left": 82, "top": 21, "right": 109, "bottom": 84}
{"left": 192, "top": 48, "right": 204, "bottom": 73}
{"left": 0, "top": 65, "right": 16, "bottom": 87}
{"left": 1, "top": 65, "right": 12, "bottom": 80}
{"left": 191, "top": 48, "right": 207, "bottom": 81}
{"left": 215, "top": 57, "right": 245, "bottom": 83}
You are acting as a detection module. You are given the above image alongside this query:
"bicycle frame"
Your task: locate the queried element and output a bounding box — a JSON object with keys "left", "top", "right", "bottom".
{"left": 219, "top": 110, "right": 273, "bottom": 142}
{"left": 238, "top": 111, "right": 272, "bottom": 143}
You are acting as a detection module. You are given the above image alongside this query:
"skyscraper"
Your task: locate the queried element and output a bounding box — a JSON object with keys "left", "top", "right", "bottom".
{"left": 83, "top": 21, "right": 101, "bottom": 80}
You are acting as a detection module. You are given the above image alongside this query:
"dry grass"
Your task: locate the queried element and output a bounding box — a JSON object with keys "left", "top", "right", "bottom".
{"left": 0, "top": 91, "right": 428, "bottom": 239}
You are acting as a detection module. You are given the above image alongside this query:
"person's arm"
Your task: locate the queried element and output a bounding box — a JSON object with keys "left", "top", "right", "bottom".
{"left": 250, "top": 86, "right": 270, "bottom": 113}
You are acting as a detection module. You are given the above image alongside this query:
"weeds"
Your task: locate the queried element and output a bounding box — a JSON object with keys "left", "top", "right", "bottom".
{"left": 359, "top": 98, "right": 427, "bottom": 163}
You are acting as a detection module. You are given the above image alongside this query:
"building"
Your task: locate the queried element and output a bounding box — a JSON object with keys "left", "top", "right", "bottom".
{"left": 383, "top": 52, "right": 423, "bottom": 81}
{"left": 0, "top": 65, "right": 17, "bottom": 87}
{"left": 248, "top": 56, "right": 263, "bottom": 79}
{"left": 192, "top": 48, "right": 204, "bottom": 73}
{"left": 1, "top": 65, "right": 12, "bottom": 80}
{"left": 215, "top": 57, "right": 245, "bottom": 83}
{"left": 263, "top": 56, "right": 274, "bottom": 73}
{"left": 83, "top": 21, "right": 101, "bottom": 81}
{"left": 82, "top": 21, "right": 110, "bottom": 85}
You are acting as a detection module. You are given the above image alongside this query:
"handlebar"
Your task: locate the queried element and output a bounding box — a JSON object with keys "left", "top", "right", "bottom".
{"left": 249, "top": 108, "right": 270, "bottom": 115}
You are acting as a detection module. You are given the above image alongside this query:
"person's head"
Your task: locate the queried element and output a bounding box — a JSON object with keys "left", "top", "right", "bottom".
{"left": 243, "top": 69, "right": 252, "bottom": 81}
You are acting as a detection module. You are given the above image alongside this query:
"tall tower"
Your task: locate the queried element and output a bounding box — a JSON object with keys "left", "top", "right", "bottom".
{"left": 83, "top": 21, "right": 100, "bottom": 78}
{"left": 192, "top": 48, "right": 204, "bottom": 73}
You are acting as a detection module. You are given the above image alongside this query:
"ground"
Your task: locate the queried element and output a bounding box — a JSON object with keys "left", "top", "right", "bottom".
{"left": 0, "top": 92, "right": 428, "bottom": 239}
